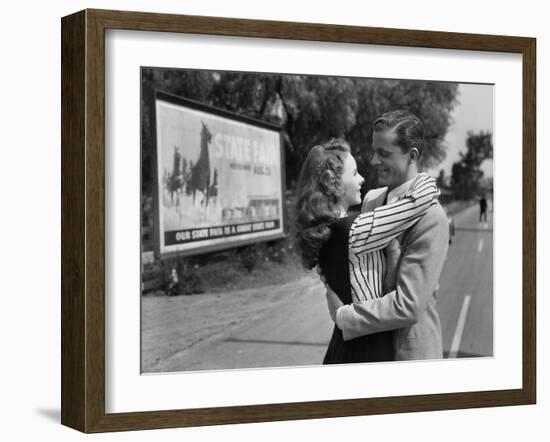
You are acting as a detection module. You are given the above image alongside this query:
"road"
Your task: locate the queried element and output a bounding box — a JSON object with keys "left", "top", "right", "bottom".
{"left": 142, "top": 203, "right": 493, "bottom": 373}
{"left": 438, "top": 203, "right": 493, "bottom": 358}
{"left": 142, "top": 276, "right": 332, "bottom": 373}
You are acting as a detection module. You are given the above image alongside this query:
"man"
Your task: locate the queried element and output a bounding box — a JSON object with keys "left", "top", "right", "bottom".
{"left": 325, "top": 110, "right": 449, "bottom": 360}
{"left": 479, "top": 194, "right": 488, "bottom": 222}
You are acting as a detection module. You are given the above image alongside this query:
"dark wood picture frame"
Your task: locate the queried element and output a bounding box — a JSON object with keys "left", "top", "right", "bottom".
{"left": 61, "top": 8, "right": 536, "bottom": 433}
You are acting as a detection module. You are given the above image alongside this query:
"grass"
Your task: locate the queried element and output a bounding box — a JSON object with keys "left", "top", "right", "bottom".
{"left": 143, "top": 236, "right": 310, "bottom": 296}
{"left": 195, "top": 254, "right": 307, "bottom": 293}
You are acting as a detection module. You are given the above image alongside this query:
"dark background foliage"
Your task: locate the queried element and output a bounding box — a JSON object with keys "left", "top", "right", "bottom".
{"left": 141, "top": 69, "right": 464, "bottom": 196}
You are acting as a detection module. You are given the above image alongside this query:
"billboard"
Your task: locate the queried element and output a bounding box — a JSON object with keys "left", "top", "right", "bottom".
{"left": 153, "top": 92, "right": 286, "bottom": 256}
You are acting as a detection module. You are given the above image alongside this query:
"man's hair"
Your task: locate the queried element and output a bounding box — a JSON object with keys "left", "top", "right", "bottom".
{"left": 373, "top": 110, "right": 425, "bottom": 156}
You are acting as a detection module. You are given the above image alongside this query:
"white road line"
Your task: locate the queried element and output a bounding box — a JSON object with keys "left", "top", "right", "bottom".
{"left": 449, "top": 295, "right": 471, "bottom": 359}
{"left": 478, "top": 239, "right": 484, "bottom": 253}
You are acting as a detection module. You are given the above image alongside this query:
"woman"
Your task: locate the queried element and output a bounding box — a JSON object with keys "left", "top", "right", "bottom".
{"left": 293, "top": 139, "right": 439, "bottom": 364}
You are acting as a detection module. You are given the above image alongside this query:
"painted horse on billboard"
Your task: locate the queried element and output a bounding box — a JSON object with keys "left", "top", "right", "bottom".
{"left": 186, "top": 121, "right": 212, "bottom": 208}
{"left": 168, "top": 146, "right": 183, "bottom": 206}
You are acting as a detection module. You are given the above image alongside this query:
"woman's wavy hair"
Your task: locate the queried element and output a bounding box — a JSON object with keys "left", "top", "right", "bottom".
{"left": 293, "top": 138, "right": 350, "bottom": 270}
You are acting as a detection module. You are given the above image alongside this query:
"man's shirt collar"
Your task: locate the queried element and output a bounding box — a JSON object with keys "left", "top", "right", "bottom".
{"left": 386, "top": 175, "right": 418, "bottom": 204}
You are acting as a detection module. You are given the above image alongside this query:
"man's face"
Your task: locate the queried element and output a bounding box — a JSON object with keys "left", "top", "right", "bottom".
{"left": 371, "top": 129, "right": 413, "bottom": 189}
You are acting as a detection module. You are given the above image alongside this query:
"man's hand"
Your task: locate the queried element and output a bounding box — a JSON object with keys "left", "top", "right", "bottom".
{"left": 325, "top": 286, "right": 344, "bottom": 323}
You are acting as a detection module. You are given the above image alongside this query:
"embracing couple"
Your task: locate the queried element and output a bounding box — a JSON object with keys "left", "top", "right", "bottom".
{"left": 294, "top": 110, "right": 449, "bottom": 363}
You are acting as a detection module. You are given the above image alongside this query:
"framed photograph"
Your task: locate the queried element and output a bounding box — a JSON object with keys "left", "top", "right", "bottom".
{"left": 61, "top": 9, "right": 536, "bottom": 433}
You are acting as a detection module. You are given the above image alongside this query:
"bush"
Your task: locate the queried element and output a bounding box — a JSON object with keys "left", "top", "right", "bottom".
{"left": 234, "top": 236, "right": 295, "bottom": 271}
{"left": 236, "top": 245, "right": 259, "bottom": 272}
{"left": 265, "top": 238, "right": 292, "bottom": 264}
{"left": 142, "top": 234, "right": 300, "bottom": 295}
{"left": 161, "top": 257, "right": 204, "bottom": 296}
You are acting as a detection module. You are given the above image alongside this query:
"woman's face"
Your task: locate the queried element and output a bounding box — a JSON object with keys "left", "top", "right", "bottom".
{"left": 339, "top": 153, "right": 365, "bottom": 210}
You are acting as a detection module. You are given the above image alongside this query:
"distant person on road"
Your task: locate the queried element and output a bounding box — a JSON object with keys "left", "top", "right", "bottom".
{"left": 294, "top": 137, "right": 440, "bottom": 364}
{"left": 479, "top": 194, "right": 488, "bottom": 222}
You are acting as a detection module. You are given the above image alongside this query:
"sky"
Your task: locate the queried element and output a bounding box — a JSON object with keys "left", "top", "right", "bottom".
{"left": 428, "top": 83, "right": 494, "bottom": 178}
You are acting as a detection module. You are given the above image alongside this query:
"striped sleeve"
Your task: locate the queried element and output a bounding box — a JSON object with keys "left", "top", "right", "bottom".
{"left": 349, "top": 250, "right": 386, "bottom": 301}
{"left": 349, "top": 174, "right": 439, "bottom": 255}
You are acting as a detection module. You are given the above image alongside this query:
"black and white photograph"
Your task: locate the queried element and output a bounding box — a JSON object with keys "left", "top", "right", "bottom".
{"left": 140, "top": 68, "right": 494, "bottom": 373}
{"left": 4, "top": 0, "right": 544, "bottom": 438}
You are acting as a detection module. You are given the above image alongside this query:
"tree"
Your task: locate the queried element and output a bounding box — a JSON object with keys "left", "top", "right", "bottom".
{"left": 141, "top": 69, "right": 217, "bottom": 195}
{"left": 344, "top": 79, "right": 459, "bottom": 191}
{"left": 141, "top": 68, "right": 460, "bottom": 194}
{"left": 450, "top": 131, "right": 493, "bottom": 200}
